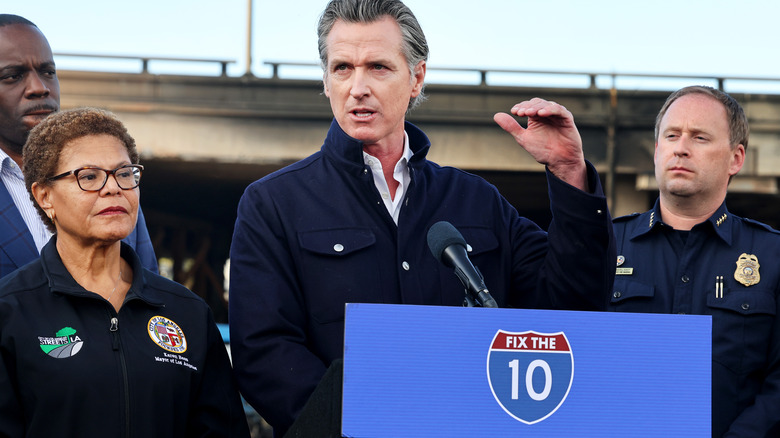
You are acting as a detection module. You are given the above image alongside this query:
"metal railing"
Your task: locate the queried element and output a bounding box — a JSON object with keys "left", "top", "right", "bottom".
{"left": 262, "top": 61, "right": 780, "bottom": 93}
{"left": 55, "top": 53, "right": 235, "bottom": 77}
{"left": 53, "top": 53, "right": 780, "bottom": 94}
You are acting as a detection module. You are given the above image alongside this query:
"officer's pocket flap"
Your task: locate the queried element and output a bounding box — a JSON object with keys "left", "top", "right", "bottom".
{"left": 298, "top": 228, "right": 376, "bottom": 256}
{"left": 707, "top": 289, "right": 776, "bottom": 316}
{"left": 611, "top": 279, "right": 655, "bottom": 304}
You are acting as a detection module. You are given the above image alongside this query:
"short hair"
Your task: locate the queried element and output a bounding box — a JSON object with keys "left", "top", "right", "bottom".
{"left": 23, "top": 107, "right": 140, "bottom": 233}
{"left": 0, "top": 14, "right": 37, "bottom": 28}
{"left": 655, "top": 85, "right": 749, "bottom": 151}
{"left": 317, "top": 0, "right": 429, "bottom": 111}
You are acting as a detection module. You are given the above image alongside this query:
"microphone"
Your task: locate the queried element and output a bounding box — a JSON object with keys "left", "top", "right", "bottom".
{"left": 427, "top": 221, "right": 498, "bottom": 308}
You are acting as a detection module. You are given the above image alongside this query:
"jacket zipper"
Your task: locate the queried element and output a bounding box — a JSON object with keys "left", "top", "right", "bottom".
{"left": 110, "top": 317, "right": 131, "bottom": 437}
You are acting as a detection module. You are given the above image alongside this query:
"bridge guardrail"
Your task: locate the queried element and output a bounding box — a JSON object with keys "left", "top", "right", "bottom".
{"left": 53, "top": 53, "right": 780, "bottom": 94}
{"left": 261, "top": 61, "right": 780, "bottom": 94}
{"left": 55, "top": 53, "right": 235, "bottom": 77}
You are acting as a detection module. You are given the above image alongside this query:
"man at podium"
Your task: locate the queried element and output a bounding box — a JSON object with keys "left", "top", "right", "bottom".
{"left": 229, "top": 0, "right": 615, "bottom": 435}
{"left": 610, "top": 86, "right": 780, "bottom": 437}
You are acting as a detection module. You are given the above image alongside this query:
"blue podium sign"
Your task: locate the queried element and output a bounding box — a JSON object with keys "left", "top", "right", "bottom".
{"left": 342, "top": 303, "right": 711, "bottom": 437}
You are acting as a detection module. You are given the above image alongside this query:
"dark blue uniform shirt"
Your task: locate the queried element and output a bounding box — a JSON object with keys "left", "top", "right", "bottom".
{"left": 611, "top": 199, "right": 780, "bottom": 437}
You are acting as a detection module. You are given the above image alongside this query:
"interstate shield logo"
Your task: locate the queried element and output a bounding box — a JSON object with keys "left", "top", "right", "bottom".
{"left": 486, "top": 330, "right": 573, "bottom": 424}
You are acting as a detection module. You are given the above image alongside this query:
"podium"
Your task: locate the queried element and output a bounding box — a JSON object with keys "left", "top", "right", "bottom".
{"left": 290, "top": 303, "right": 711, "bottom": 437}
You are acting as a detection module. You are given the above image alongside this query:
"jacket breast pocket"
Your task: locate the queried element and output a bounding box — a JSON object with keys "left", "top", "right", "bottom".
{"left": 707, "top": 289, "right": 777, "bottom": 374}
{"left": 457, "top": 226, "right": 499, "bottom": 258}
{"left": 298, "top": 228, "right": 380, "bottom": 324}
{"left": 437, "top": 225, "right": 500, "bottom": 302}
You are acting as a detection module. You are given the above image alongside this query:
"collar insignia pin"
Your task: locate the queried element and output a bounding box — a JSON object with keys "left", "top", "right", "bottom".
{"left": 615, "top": 255, "right": 633, "bottom": 275}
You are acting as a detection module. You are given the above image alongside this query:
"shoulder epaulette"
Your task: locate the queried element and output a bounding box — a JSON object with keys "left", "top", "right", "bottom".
{"left": 613, "top": 212, "right": 642, "bottom": 223}
{"left": 742, "top": 217, "right": 780, "bottom": 234}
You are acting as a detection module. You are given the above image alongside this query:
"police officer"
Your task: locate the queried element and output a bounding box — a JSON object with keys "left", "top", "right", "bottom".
{"left": 611, "top": 85, "right": 780, "bottom": 437}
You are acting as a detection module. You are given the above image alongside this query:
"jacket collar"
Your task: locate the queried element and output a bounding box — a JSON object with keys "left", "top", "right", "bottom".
{"left": 39, "top": 236, "right": 162, "bottom": 306}
{"left": 629, "top": 198, "right": 733, "bottom": 245}
{"left": 321, "top": 118, "right": 432, "bottom": 176}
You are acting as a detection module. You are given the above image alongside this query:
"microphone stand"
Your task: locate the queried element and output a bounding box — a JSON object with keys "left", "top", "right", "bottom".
{"left": 461, "top": 266, "right": 498, "bottom": 308}
{"left": 463, "top": 289, "right": 499, "bottom": 308}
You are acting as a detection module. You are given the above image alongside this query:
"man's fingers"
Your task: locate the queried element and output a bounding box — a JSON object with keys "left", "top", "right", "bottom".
{"left": 511, "top": 99, "right": 570, "bottom": 119}
{"left": 493, "top": 112, "right": 524, "bottom": 138}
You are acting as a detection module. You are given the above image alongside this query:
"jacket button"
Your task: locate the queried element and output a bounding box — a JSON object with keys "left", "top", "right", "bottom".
{"left": 333, "top": 244, "right": 344, "bottom": 252}
{"left": 613, "top": 291, "right": 622, "bottom": 299}
{"left": 681, "top": 275, "right": 690, "bottom": 283}
{"left": 402, "top": 261, "right": 410, "bottom": 271}
{"left": 742, "top": 303, "right": 750, "bottom": 311}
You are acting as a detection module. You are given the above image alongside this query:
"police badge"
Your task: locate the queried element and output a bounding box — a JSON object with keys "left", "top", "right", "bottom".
{"left": 734, "top": 253, "right": 760, "bottom": 286}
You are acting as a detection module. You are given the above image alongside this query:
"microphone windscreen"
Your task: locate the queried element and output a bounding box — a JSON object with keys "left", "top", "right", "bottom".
{"left": 427, "top": 221, "right": 467, "bottom": 263}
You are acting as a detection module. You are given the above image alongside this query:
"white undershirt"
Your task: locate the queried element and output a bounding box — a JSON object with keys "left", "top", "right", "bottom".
{"left": 0, "top": 150, "right": 52, "bottom": 252}
{"left": 362, "top": 132, "right": 413, "bottom": 224}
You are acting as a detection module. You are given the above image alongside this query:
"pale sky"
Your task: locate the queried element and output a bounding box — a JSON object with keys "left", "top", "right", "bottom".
{"left": 7, "top": 0, "right": 780, "bottom": 93}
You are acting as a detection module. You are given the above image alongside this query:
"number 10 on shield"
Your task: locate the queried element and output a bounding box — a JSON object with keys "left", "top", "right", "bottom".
{"left": 487, "top": 330, "right": 574, "bottom": 424}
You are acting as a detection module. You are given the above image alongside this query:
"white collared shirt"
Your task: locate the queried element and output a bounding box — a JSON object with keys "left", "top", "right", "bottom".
{"left": 0, "top": 149, "right": 52, "bottom": 252}
{"left": 363, "top": 132, "right": 413, "bottom": 224}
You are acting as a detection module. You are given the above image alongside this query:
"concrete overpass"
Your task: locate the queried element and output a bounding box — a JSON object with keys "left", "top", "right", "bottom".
{"left": 56, "top": 61, "right": 780, "bottom": 321}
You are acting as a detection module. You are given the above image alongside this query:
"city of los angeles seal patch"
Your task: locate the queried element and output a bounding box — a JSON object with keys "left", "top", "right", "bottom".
{"left": 147, "top": 316, "right": 187, "bottom": 353}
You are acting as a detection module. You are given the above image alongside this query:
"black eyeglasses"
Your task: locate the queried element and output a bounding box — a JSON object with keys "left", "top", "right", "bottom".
{"left": 48, "top": 164, "right": 144, "bottom": 192}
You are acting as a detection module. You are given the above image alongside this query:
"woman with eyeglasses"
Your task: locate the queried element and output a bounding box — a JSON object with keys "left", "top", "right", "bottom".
{"left": 0, "top": 108, "right": 250, "bottom": 437}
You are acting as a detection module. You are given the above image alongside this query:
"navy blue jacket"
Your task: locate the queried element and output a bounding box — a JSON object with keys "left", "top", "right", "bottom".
{"left": 0, "top": 238, "right": 249, "bottom": 438}
{"left": 229, "top": 120, "right": 615, "bottom": 434}
{"left": 611, "top": 200, "right": 780, "bottom": 437}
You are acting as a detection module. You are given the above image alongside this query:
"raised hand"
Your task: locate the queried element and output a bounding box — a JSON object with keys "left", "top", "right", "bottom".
{"left": 494, "top": 98, "right": 588, "bottom": 191}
